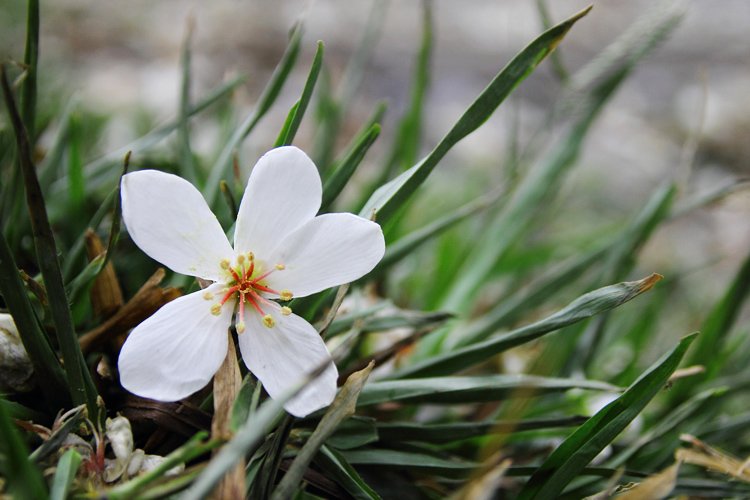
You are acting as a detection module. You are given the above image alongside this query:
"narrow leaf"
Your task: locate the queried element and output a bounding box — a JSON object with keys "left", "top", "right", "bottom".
{"left": 321, "top": 123, "right": 381, "bottom": 211}
{"left": 377, "top": 416, "right": 587, "bottom": 444}
{"left": 359, "top": 6, "right": 591, "bottom": 224}
{"left": 358, "top": 375, "right": 618, "bottom": 407}
{"left": 274, "top": 41, "right": 324, "bottom": 147}
{"left": 0, "top": 397, "right": 47, "bottom": 499}
{"left": 204, "top": 23, "right": 304, "bottom": 206}
{"left": 371, "top": 188, "right": 503, "bottom": 276}
{"left": 518, "top": 333, "right": 697, "bottom": 499}
{"left": 82, "top": 75, "right": 245, "bottom": 182}
{"left": 271, "top": 362, "right": 374, "bottom": 499}
{"left": 0, "top": 226, "right": 68, "bottom": 406}
{"left": 21, "top": 0, "right": 39, "bottom": 140}
{"left": 317, "top": 445, "right": 381, "bottom": 500}
{"left": 177, "top": 17, "right": 199, "bottom": 183}
{"left": 391, "top": 274, "right": 662, "bottom": 379}
{"left": 2, "top": 67, "right": 97, "bottom": 411}
{"left": 50, "top": 450, "right": 82, "bottom": 500}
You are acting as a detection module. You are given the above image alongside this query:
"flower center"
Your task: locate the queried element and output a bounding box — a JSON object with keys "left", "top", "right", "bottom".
{"left": 204, "top": 252, "right": 293, "bottom": 333}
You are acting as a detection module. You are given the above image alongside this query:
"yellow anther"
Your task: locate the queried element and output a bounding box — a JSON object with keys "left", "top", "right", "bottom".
{"left": 236, "top": 321, "right": 246, "bottom": 334}
{"left": 210, "top": 304, "right": 222, "bottom": 316}
{"left": 280, "top": 306, "right": 292, "bottom": 316}
{"left": 280, "top": 289, "right": 293, "bottom": 301}
{"left": 237, "top": 254, "right": 245, "bottom": 264}
{"left": 220, "top": 258, "right": 231, "bottom": 270}
{"left": 247, "top": 252, "right": 255, "bottom": 261}
{"left": 275, "top": 263, "right": 285, "bottom": 270}
{"left": 262, "top": 315, "right": 275, "bottom": 328}
{"left": 202, "top": 291, "right": 214, "bottom": 301}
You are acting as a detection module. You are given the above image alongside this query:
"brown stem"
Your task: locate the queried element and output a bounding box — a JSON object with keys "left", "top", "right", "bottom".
{"left": 210, "top": 330, "right": 246, "bottom": 499}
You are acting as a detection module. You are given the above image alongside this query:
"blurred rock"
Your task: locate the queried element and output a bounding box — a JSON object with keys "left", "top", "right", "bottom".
{"left": 0, "top": 313, "right": 34, "bottom": 393}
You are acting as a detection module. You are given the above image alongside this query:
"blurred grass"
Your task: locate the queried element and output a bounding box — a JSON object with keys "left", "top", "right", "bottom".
{"left": 1, "top": 0, "right": 749, "bottom": 498}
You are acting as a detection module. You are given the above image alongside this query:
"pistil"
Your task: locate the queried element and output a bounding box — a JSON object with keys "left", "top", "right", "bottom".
{"left": 208, "top": 255, "right": 293, "bottom": 330}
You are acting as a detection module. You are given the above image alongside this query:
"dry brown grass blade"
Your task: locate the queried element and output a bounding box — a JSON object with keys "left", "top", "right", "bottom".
{"left": 79, "top": 268, "right": 180, "bottom": 353}
{"left": 676, "top": 434, "right": 750, "bottom": 483}
{"left": 85, "top": 228, "right": 124, "bottom": 319}
{"left": 210, "top": 331, "right": 245, "bottom": 499}
{"left": 616, "top": 462, "right": 680, "bottom": 500}
{"left": 452, "top": 457, "right": 512, "bottom": 500}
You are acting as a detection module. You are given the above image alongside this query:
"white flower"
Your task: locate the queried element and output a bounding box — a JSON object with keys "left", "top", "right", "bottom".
{"left": 117, "top": 146, "right": 385, "bottom": 417}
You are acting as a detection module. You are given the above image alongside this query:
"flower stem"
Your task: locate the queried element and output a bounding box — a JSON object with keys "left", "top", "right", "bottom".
{"left": 210, "top": 329, "right": 246, "bottom": 499}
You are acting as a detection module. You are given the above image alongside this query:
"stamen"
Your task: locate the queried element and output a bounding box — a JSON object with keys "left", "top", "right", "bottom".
{"left": 280, "top": 306, "right": 292, "bottom": 316}
{"left": 202, "top": 291, "right": 214, "bottom": 300}
{"left": 247, "top": 252, "right": 254, "bottom": 261}
{"left": 238, "top": 294, "right": 245, "bottom": 320}
{"left": 252, "top": 283, "right": 280, "bottom": 295}
{"left": 251, "top": 269, "right": 275, "bottom": 284}
{"left": 262, "top": 315, "right": 275, "bottom": 328}
{"left": 280, "top": 289, "right": 293, "bottom": 301}
{"left": 220, "top": 286, "right": 240, "bottom": 305}
{"left": 220, "top": 258, "right": 231, "bottom": 270}
{"left": 245, "top": 293, "right": 265, "bottom": 316}
{"left": 237, "top": 254, "right": 245, "bottom": 265}
{"left": 229, "top": 267, "right": 242, "bottom": 283}
{"left": 250, "top": 290, "right": 276, "bottom": 308}
{"left": 210, "top": 304, "right": 222, "bottom": 316}
{"left": 243, "top": 259, "right": 255, "bottom": 280}
{"left": 275, "top": 263, "right": 285, "bottom": 270}
{"left": 236, "top": 321, "right": 246, "bottom": 334}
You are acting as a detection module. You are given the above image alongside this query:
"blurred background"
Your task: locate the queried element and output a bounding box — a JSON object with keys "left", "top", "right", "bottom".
{"left": 1, "top": 0, "right": 748, "bottom": 351}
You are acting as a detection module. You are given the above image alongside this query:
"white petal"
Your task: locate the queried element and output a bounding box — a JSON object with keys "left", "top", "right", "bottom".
{"left": 121, "top": 170, "right": 233, "bottom": 281}
{"left": 266, "top": 213, "right": 385, "bottom": 298}
{"left": 118, "top": 284, "right": 233, "bottom": 401}
{"left": 234, "top": 147, "right": 322, "bottom": 259}
{"left": 237, "top": 309, "right": 337, "bottom": 417}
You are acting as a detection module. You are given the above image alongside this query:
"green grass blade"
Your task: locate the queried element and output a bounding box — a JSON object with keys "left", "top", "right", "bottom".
{"left": 687, "top": 249, "right": 750, "bottom": 376}
{"left": 204, "top": 23, "right": 303, "bottom": 206}
{"left": 376, "top": 416, "right": 587, "bottom": 444}
{"left": 49, "top": 449, "right": 82, "bottom": 500}
{"left": 21, "top": 0, "right": 39, "bottom": 141}
{"left": 0, "top": 397, "right": 48, "bottom": 499}
{"left": 38, "top": 97, "right": 77, "bottom": 191}
{"left": 576, "top": 182, "right": 676, "bottom": 366}
{"left": 358, "top": 375, "right": 618, "bottom": 407}
{"left": 535, "top": 0, "right": 569, "bottom": 81}
{"left": 371, "top": 188, "right": 503, "bottom": 277}
{"left": 182, "top": 361, "right": 332, "bottom": 500}
{"left": 274, "top": 41, "right": 324, "bottom": 147}
{"left": 392, "top": 274, "right": 662, "bottom": 379}
{"left": 82, "top": 74, "right": 245, "bottom": 181}
{"left": 342, "top": 447, "right": 478, "bottom": 477}
{"left": 449, "top": 242, "right": 610, "bottom": 349}
{"left": 378, "top": 0, "right": 433, "bottom": 181}
{"left": 30, "top": 405, "right": 86, "bottom": 463}
{"left": 327, "top": 417, "right": 378, "bottom": 450}
{"left": 67, "top": 110, "right": 85, "bottom": 208}
{"left": 177, "top": 19, "right": 199, "bottom": 184}
{"left": 436, "top": 3, "right": 683, "bottom": 317}
{"left": 358, "top": 6, "right": 591, "bottom": 224}
{"left": 62, "top": 188, "right": 115, "bottom": 281}
{"left": 517, "top": 333, "right": 697, "bottom": 500}
{"left": 321, "top": 123, "right": 381, "bottom": 211}
{"left": 1, "top": 66, "right": 98, "bottom": 414}
{"left": 181, "top": 403, "right": 285, "bottom": 499}
{"left": 317, "top": 445, "right": 382, "bottom": 500}
{"left": 0, "top": 227, "right": 68, "bottom": 406}
{"left": 66, "top": 161, "right": 125, "bottom": 306}
{"left": 107, "top": 432, "right": 217, "bottom": 500}
{"left": 271, "top": 363, "right": 373, "bottom": 499}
